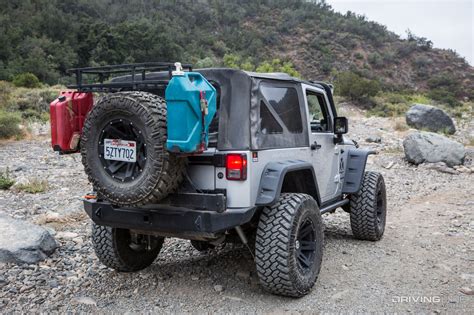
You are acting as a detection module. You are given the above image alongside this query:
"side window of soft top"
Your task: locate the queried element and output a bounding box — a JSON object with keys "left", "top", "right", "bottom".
{"left": 259, "top": 84, "right": 303, "bottom": 135}
{"left": 306, "top": 91, "right": 331, "bottom": 133}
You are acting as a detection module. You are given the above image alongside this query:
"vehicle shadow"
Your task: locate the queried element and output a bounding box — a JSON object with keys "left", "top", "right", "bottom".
{"left": 121, "top": 216, "right": 359, "bottom": 299}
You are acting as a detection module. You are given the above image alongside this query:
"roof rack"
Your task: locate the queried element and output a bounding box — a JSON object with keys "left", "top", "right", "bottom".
{"left": 67, "top": 62, "right": 193, "bottom": 93}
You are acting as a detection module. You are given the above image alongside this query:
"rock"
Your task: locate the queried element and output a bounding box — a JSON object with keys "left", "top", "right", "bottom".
{"left": 71, "top": 296, "right": 97, "bottom": 306}
{"left": 0, "top": 275, "right": 8, "bottom": 287}
{"left": 424, "top": 162, "right": 460, "bottom": 175}
{"left": 403, "top": 132, "right": 465, "bottom": 167}
{"left": 460, "top": 273, "right": 474, "bottom": 281}
{"left": 213, "top": 284, "right": 224, "bottom": 292}
{"left": 405, "top": 104, "right": 456, "bottom": 134}
{"left": 56, "top": 232, "right": 79, "bottom": 240}
{"left": 0, "top": 214, "right": 58, "bottom": 264}
{"left": 236, "top": 271, "right": 251, "bottom": 280}
{"left": 366, "top": 136, "right": 382, "bottom": 143}
{"left": 459, "top": 287, "right": 474, "bottom": 295}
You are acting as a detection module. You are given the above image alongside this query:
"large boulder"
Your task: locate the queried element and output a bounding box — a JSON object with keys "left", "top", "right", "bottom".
{"left": 403, "top": 131, "right": 465, "bottom": 167}
{"left": 405, "top": 104, "right": 456, "bottom": 134}
{"left": 0, "top": 214, "right": 57, "bottom": 264}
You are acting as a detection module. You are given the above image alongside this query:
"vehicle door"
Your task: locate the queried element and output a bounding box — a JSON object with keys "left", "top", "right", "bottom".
{"left": 303, "top": 85, "right": 341, "bottom": 203}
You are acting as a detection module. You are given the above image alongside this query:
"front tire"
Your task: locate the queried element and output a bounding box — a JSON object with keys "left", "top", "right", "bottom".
{"left": 92, "top": 224, "right": 164, "bottom": 272}
{"left": 349, "top": 171, "right": 387, "bottom": 241}
{"left": 255, "top": 193, "right": 324, "bottom": 297}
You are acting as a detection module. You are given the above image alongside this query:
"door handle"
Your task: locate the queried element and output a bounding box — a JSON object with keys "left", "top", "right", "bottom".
{"left": 311, "top": 141, "right": 322, "bottom": 150}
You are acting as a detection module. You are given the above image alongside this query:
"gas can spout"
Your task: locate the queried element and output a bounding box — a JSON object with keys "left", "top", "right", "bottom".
{"left": 172, "top": 62, "right": 185, "bottom": 76}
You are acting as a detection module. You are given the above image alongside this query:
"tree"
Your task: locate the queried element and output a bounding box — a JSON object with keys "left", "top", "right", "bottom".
{"left": 335, "top": 72, "right": 380, "bottom": 102}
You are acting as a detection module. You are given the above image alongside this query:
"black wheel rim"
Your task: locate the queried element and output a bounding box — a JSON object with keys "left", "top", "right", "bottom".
{"left": 376, "top": 188, "right": 385, "bottom": 229}
{"left": 98, "top": 118, "right": 147, "bottom": 183}
{"left": 296, "top": 218, "right": 316, "bottom": 272}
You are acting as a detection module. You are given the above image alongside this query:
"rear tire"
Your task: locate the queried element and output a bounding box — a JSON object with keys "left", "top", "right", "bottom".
{"left": 92, "top": 223, "right": 163, "bottom": 272}
{"left": 81, "top": 91, "right": 185, "bottom": 206}
{"left": 349, "top": 171, "right": 387, "bottom": 241}
{"left": 255, "top": 193, "right": 324, "bottom": 297}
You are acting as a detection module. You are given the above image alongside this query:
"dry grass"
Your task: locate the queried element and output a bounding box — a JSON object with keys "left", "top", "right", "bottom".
{"left": 35, "top": 210, "right": 87, "bottom": 230}
{"left": 15, "top": 178, "right": 49, "bottom": 193}
{"left": 394, "top": 120, "right": 409, "bottom": 131}
{"left": 383, "top": 146, "right": 404, "bottom": 154}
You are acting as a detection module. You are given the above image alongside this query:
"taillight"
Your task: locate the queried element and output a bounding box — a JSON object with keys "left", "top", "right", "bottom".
{"left": 226, "top": 154, "right": 247, "bottom": 180}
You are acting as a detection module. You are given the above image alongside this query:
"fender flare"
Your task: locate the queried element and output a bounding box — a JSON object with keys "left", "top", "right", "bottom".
{"left": 255, "top": 160, "right": 320, "bottom": 206}
{"left": 342, "top": 149, "right": 376, "bottom": 194}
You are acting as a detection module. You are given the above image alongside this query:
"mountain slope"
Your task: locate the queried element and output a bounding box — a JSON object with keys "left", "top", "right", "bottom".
{"left": 0, "top": 0, "right": 472, "bottom": 100}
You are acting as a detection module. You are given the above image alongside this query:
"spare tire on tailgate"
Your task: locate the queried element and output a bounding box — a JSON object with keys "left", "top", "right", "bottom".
{"left": 81, "top": 91, "right": 185, "bottom": 206}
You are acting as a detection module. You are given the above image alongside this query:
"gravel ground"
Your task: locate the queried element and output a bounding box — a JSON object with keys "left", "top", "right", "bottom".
{"left": 0, "top": 112, "right": 473, "bottom": 313}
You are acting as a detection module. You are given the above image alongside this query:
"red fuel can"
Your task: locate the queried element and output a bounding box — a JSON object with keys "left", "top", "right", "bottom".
{"left": 50, "top": 91, "right": 93, "bottom": 154}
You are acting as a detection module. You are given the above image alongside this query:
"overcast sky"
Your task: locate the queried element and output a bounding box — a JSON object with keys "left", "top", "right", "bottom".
{"left": 327, "top": 0, "right": 473, "bottom": 65}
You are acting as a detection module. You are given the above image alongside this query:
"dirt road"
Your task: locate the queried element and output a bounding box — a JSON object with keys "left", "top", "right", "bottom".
{"left": 0, "top": 114, "right": 473, "bottom": 313}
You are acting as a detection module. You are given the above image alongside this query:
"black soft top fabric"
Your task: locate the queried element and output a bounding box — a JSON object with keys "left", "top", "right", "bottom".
{"left": 111, "top": 68, "right": 330, "bottom": 151}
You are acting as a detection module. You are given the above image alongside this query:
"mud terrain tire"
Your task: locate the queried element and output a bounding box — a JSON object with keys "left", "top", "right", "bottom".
{"left": 349, "top": 171, "right": 387, "bottom": 241}
{"left": 255, "top": 193, "right": 324, "bottom": 297}
{"left": 81, "top": 92, "right": 185, "bottom": 206}
{"left": 92, "top": 223, "right": 164, "bottom": 272}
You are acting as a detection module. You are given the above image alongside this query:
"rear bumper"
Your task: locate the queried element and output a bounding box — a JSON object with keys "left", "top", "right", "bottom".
{"left": 83, "top": 199, "right": 256, "bottom": 235}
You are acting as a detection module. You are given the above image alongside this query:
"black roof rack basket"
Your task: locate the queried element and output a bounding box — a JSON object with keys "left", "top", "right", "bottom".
{"left": 67, "top": 62, "right": 193, "bottom": 93}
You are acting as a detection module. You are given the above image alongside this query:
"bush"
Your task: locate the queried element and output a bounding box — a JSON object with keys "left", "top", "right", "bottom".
{"left": 12, "top": 73, "right": 41, "bottom": 88}
{"left": 354, "top": 52, "right": 364, "bottom": 60}
{"left": 195, "top": 57, "right": 216, "bottom": 68}
{"left": 368, "top": 53, "right": 383, "bottom": 67}
{"left": 427, "top": 89, "right": 461, "bottom": 107}
{"left": 0, "top": 81, "right": 12, "bottom": 108}
{"left": 0, "top": 110, "right": 23, "bottom": 139}
{"left": 335, "top": 71, "right": 380, "bottom": 103}
{"left": 0, "top": 169, "right": 15, "bottom": 190}
{"left": 10, "top": 89, "right": 56, "bottom": 114}
{"left": 426, "top": 72, "right": 463, "bottom": 106}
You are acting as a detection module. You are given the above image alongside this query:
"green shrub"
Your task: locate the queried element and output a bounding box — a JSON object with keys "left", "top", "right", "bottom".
{"left": 335, "top": 71, "right": 380, "bottom": 103}
{"left": 367, "top": 92, "right": 431, "bottom": 117}
{"left": 368, "top": 101, "right": 410, "bottom": 117}
{"left": 12, "top": 73, "right": 41, "bottom": 88}
{"left": 0, "top": 81, "right": 12, "bottom": 108}
{"left": 368, "top": 52, "right": 383, "bottom": 67}
{"left": 195, "top": 57, "right": 216, "bottom": 68}
{"left": 0, "top": 110, "right": 23, "bottom": 139}
{"left": 427, "top": 89, "right": 461, "bottom": 107}
{"left": 354, "top": 52, "right": 364, "bottom": 60}
{"left": 426, "top": 72, "right": 463, "bottom": 106}
{"left": 10, "top": 89, "right": 56, "bottom": 114}
{"left": 0, "top": 169, "right": 15, "bottom": 190}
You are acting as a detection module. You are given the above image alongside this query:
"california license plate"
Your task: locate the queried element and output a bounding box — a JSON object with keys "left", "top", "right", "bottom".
{"left": 104, "top": 139, "right": 137, "bottom": 162}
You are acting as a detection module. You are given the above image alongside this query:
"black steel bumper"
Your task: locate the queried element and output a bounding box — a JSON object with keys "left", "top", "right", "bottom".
{"left": 83, "top": 199, "right": 256, "bottom": 234}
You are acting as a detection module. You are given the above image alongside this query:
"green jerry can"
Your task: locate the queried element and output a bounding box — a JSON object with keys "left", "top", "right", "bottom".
{"left": 165, "top": 64, "right": 217, "bottom": 153}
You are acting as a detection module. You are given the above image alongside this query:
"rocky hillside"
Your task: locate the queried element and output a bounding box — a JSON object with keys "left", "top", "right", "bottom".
{"left": 0, "top": 0, "right": 472, "bottom": 101}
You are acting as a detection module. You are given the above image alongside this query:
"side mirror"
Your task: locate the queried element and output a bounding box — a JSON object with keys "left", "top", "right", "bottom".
{"left": 334, "top": 117, "right": 348, "bottom": 135}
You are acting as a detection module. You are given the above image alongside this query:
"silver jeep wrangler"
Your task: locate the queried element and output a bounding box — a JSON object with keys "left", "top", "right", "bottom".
{"left": 57, "top": 64, "right": 387, "bottom": 298}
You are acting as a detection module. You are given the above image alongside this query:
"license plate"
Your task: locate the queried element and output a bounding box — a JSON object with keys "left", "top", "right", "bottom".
{"left": 104, "top": 139, "right": 136, "bottom": 162}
